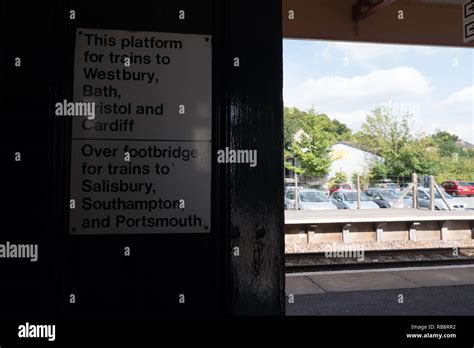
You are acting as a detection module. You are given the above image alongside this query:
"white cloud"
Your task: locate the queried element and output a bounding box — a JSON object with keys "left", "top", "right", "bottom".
{"left": 321, "top": 42, "right": 436, "bottom": 65}
{"left": 439, "top": 86, "right": 474, "bottom": 109}
{"left": 330, "top": 110, "right": 371, "bottom": 130}
{"left": 434, "top": 86, "right": 474, "bottom": 142}
{"left": 304, "top": 67, "right": 430, "bottom": 100}
{"left": 284, "top": 67, "right": 432, "bottom": 113}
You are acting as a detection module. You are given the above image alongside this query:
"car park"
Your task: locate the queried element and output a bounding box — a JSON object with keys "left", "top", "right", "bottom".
{"left": 399, "top": 183, "right": 411, "bottom": 191}
{"left": 364, "top": 188, "right": 413, "bottom": 208}
{"left": 408, "top": 187, "right": 466, "bottom": 211}
{"left": 330, "top": 190, "right": 380, "bottom": 209}
{"left": 440, "top": 180, "right": 474, "bottom": 197}
{"left": 285, "top": 188, "right": 337, "bottom": 210}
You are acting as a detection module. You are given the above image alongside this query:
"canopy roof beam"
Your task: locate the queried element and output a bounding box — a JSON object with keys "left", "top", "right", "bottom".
{"left": 353, "top": 0, "right": 397, "bottom": 21}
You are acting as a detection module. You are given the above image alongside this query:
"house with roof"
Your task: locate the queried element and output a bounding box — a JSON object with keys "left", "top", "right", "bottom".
{"left": 285, "top": 141, "right": 383, "bottom": 187}
{"left": 327, "top": 142, "right": 383, "bottom": 185}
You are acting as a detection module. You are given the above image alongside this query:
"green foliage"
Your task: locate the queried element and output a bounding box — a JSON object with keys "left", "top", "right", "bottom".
{"left": 284, "top": 107, "right": 349, "bottom": 177}
{"left": 434, "top": 157, "right": 474, "bottom": 182}
{"left": 328, "top": 171, "right": 348, "bottom": 188}
{"left": 352, "top": 106, "right": 410, "bottom": 156}
{"left": 351, "top": 107, "right": 439, "bottom": 179}
{"left": 429, "top": 131, "right": 461, "bottom": 157}
{"left": 284, "top": 107, "right": 308, "bottom": 150}
{"left": 328, "top": 172, "right": 348, "bottom": 188}
{"left": 284, "top": 107, "right": 352, "bottom": 149}
{"left": 330, "top": 119, "right": 352, "bottom": 141}
{"left": 291, "top": 114, "right": 334, "bottom": 177}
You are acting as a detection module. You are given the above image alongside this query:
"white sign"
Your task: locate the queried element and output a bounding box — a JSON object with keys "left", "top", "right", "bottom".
{"left": 464, "top": 0, "right": 474, "bottom": 43}
{"left": 69, "top": 28, "right": 212, "bottom": 234}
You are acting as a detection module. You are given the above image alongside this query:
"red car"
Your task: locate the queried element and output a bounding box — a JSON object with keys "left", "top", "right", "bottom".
{"left": 328, "top": 183, "right": 352, "bottom": 194}
{"left": 441, "top": 180, "right": 474, "bottom": 197}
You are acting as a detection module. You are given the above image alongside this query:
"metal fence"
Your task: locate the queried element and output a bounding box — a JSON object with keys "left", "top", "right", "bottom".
{"left": 285, "top": 173, "right": 454, "bottom": 211}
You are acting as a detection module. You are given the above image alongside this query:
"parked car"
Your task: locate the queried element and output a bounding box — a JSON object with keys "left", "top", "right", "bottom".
{"left": 399, "top": 183, "right": 411, "bottom": 191}
{"left": 328, "top": 183, "right": 352, "bottom": 194}
{"left": 407, "top": 188, "right": 466, "bottom": 211}
{"left": 285, "top": 188, "right": 337, "bottom": 210}
{"left": 364, "top": 188, "right": 413, "bottom": 208}
{"left": 440, "top": 181, "right": 474, "bottom": 197}
{"left": 330, "top": 190, "right": 380, "bottom": 209}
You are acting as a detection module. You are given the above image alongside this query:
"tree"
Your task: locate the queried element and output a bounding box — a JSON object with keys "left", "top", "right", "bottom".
{"left": 284, "top": 107, "right": 308, "bottom": 150}
{"left": 352, "top": 107, "right": 439, "bottom": 179}
{"left": 435, "top": 157, "right": 474, "bottom": 182}
{"left": 328, "top": 171, "right": 348, "bottom": 188}
{"left": 284, "top": 107, "right": 337, "bottom": 177}
{"left": 330, "top": 119, "right": 352, "bottom": 141}
{"left": 429, "top": 130, "right": 461, "bottom": 157}
{"left": 288, "top": 114, "right": 335, "bottom": 177}
{"left": 284, "top": 106, "right": 352, "bottom": 150}
{"left": 352, "top": 106, "right": 411, "bottom": 155}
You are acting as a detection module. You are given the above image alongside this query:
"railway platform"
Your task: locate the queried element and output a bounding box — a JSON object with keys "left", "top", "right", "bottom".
{"left": 286, "top": 264, "right": 474, "bottom": 315}
{"left": 285, "top": 208, "right": 474, "bottom": 225}
{"left": 285, "top": 208, "right": 474, "bottom": 244}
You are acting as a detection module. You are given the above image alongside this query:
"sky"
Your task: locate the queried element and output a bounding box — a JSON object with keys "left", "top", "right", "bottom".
{"left": 283, "top": 39, "right": 474, "bottom": 143}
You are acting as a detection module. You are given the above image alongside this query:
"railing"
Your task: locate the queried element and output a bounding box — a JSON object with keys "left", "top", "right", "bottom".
{"left": 285, "top": 173, "right": 456, "bottom": 211}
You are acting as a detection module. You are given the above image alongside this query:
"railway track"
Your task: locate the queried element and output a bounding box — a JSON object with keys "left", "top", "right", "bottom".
{"left": 285, "top": 247, "right": 474, "bottom": 273}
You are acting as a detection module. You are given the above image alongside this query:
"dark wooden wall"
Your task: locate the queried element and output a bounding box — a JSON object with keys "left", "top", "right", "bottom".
{"left": 0, "top": 0, "right": 284, "bottom": 325}
{"left": 228, "top": 1, "right": 285, "bottom": 315}
{"left": 0, "top": 1, "right": 55, "bottom": 318}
